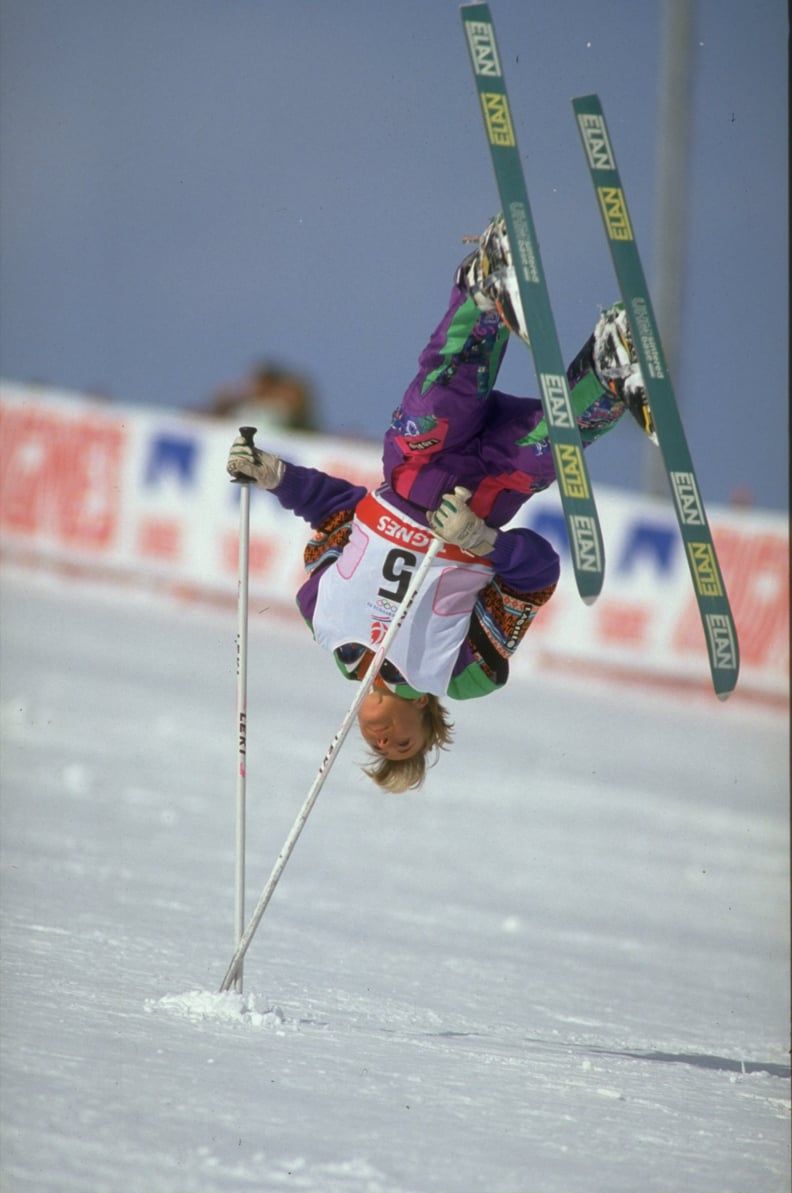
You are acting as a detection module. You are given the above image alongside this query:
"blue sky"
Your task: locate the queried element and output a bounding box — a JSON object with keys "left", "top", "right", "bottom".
{"left": 1, "top": 0, "right": 787, "bottom": 510}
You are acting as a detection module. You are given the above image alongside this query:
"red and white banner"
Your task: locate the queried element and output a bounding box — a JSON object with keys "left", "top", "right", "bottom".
{"left": 1, "top": 383, "right": 787, "bottom": 704}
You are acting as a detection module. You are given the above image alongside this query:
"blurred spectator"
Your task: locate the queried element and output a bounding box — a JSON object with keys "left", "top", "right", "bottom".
{"left": 207, "top": 360, "right": 318, "bottom": 432}
{"left": 730, "top": 485, "right": 755, "bottom": 509}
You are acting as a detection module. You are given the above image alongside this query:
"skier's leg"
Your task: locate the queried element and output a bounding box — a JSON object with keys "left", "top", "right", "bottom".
{"left": 464, "top": 330, "right": 630, "bottom": 524}
{"left": 383, "top": 216, "right": 649, "bottom": 521}
{"left": 382, "top": 272, "right": 511, "bottom": 510}
{"left": 515, "top": 331, "right": 628, "bottom": 456}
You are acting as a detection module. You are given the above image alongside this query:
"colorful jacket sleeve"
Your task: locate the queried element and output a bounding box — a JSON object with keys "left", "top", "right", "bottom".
{"left": 270, "top": 460, "right": 559, "bottom": 699}
{"left": 445, "top": 527, "right": 558, "bottom": 700}
{"left": 271, "top": 461, "right": 367, "bottom": 526}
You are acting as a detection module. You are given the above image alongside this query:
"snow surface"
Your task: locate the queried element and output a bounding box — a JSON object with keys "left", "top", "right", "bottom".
{"left": 1, "top": 568, "right": 789, "bottom": 1193}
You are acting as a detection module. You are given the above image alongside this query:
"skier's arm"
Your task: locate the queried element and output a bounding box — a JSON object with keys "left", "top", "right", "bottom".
{"left": 226, "top": 435, "right": 367, "bottom": 526}
{"left": 446, "top": 527, "right": 559, "bottom": 699}
{"left": 273, "top": 461, "right": 367, "bottom": 526}
{"left": 488, "top": 525, "right": 560, "bottom": 592}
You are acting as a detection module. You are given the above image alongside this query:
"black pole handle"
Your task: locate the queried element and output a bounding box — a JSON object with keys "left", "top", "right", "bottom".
{"left": 230, "top": 425, "right": 259, "bottom": 485}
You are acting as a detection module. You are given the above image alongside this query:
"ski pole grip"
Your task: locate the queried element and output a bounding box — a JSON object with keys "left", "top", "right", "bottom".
{"left": 230, "top": 426, "right": 259, "bottom": 484}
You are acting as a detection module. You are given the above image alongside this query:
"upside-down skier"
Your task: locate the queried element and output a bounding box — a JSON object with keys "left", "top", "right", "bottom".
{"left": 227, "top": 215, "right": 653, "bottom": 792}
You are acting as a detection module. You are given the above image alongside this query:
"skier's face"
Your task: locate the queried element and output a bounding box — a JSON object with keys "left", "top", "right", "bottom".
{"left": 357, "top": 690, "right": 429, "bottom": 761}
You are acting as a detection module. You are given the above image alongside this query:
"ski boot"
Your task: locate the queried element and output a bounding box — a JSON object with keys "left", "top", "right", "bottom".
{"left": 593, "top": 304, "right": 656, "bottom": 441}
{"left": 458, "top": 214, "right": 530, "bottom": 343}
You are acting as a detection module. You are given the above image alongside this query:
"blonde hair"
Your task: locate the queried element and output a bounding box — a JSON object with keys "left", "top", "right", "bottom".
{"left": 362, "top": 695, "right": 455, "bottom": 793}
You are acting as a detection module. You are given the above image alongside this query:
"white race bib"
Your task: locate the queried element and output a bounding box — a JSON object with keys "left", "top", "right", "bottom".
{"left": 312, "top": 492, "right": 493, "bottom": 696}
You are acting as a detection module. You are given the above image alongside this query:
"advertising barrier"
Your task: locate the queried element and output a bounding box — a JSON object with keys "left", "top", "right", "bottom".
{"left": 1, "top": 383, "right": 787, "bottom": 704}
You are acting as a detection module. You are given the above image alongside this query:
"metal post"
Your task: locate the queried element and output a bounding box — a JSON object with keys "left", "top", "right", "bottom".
{"left": 647, "top": 0, "right": 696, "bottom": 497}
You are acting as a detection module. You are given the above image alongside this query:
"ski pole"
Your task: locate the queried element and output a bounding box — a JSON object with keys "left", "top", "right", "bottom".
{"left": 219, "top": 533, "right": 442, "bottom": 992}
{"left": 229, "top": 425, "right": 257, "bottom": 993}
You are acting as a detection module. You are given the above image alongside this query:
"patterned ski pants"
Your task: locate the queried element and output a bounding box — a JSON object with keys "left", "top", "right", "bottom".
{"left": 381, "top": 277, "right": 625, "bottom": 528}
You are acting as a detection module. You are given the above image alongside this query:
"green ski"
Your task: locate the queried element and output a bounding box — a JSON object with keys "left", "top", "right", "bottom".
{"left": 461, "top": 4, "right": 605, "bottom": 605}
{"left": 572, "top": 93, "right": 739, "bottom": 698}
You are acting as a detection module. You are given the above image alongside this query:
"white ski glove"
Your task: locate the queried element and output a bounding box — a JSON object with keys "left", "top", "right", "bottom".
{"left": 226, "top": 434, "right": 285, "bottom": 490}
{"left": 427, "top": 487, "right": 497, "bottom": 556}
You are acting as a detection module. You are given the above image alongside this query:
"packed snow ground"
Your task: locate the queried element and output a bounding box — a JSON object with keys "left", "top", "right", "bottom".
{"left": 0, "top": 568, "right": 789, "bottom": 1193}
